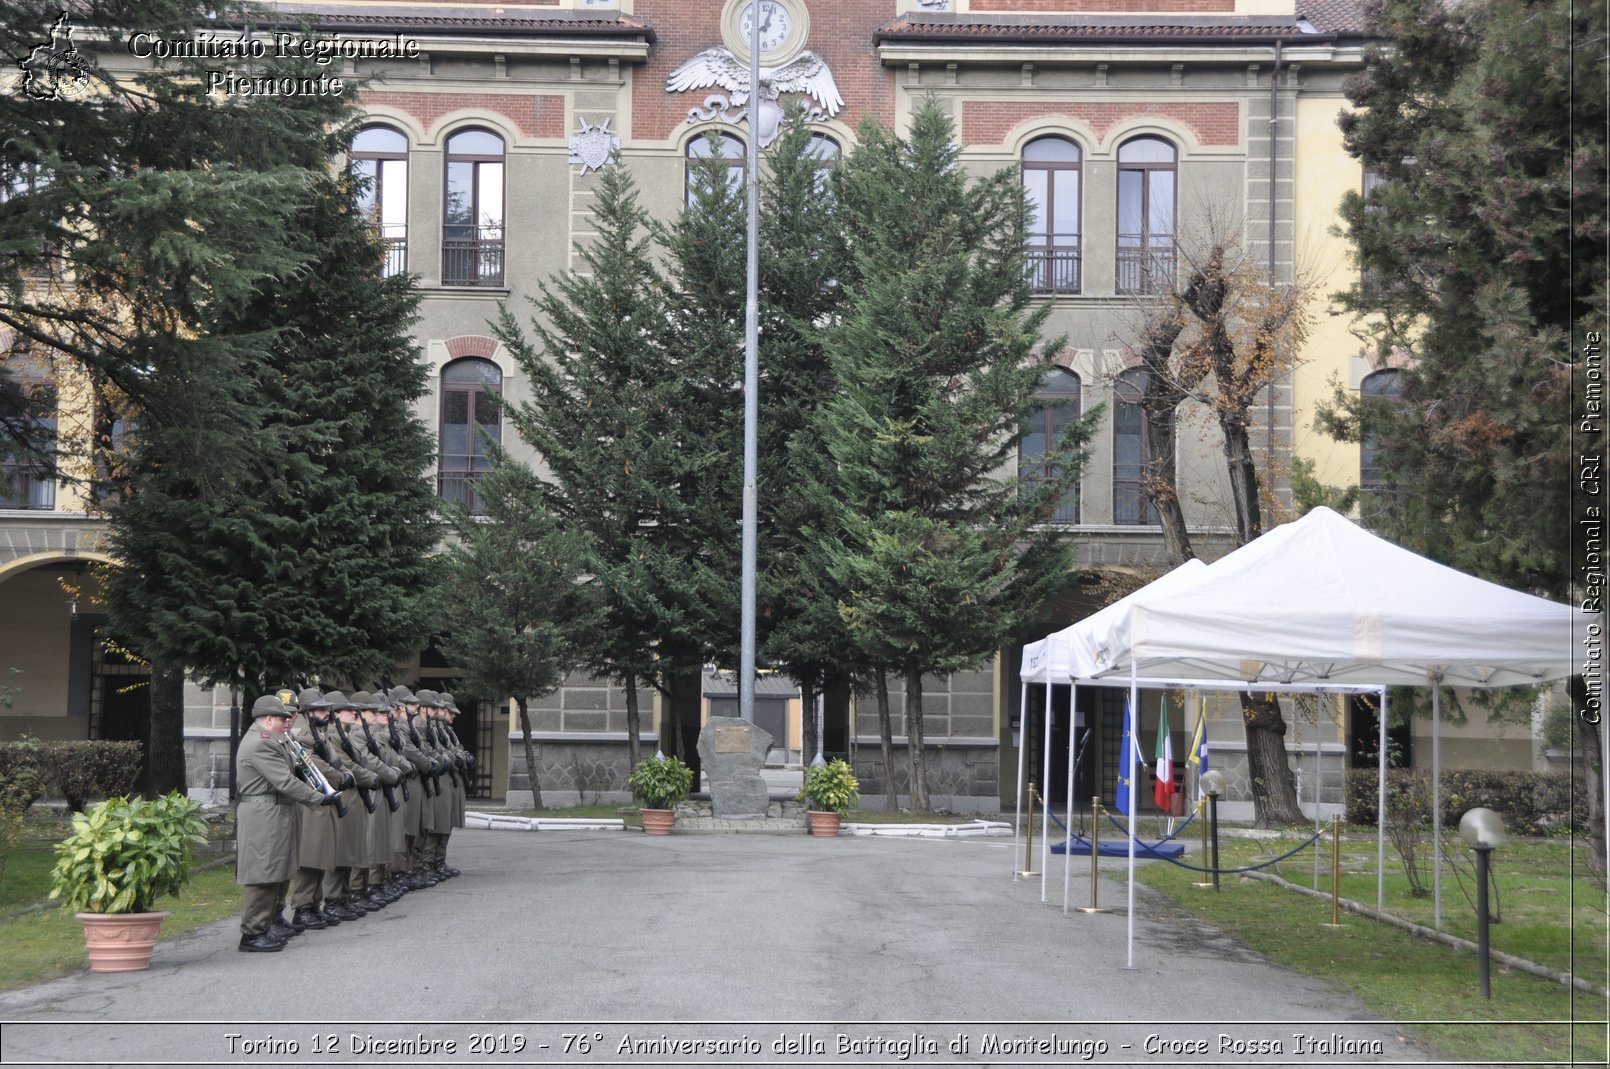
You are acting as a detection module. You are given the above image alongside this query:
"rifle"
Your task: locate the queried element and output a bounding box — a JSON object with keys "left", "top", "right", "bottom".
{"left": 427, "top": 718, "right": 461, "bottom": 789}
{"left": 359, "top": 717, "right": 401, "bottom": 812}
{"left": 385, "top": 707, "right": 424, "bottom": 799}
{"left": 327, "top": 717, "right": 377, "bottom": 814}
{"left": 287, "top": 734, "right": 348, "bottom": 817}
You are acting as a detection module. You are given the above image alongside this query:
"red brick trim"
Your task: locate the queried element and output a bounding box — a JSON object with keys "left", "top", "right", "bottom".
{"left": 445, "top": 335, "right": 499, "bottom": 360}
{"left": 963, "top": 101, "right": 1241, "bottom": 148}
{"left": 971, "top": 0, "right": 1235, "bottom": 11}
{"left": 358, "top": 91, "right": 567, "bottom": 140}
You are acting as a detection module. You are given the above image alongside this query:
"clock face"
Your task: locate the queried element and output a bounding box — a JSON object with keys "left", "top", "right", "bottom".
{"left": 739, "top": 1, "right": 794, "bottom": 56}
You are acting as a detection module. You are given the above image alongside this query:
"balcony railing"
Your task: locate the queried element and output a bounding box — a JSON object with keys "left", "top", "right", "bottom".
{"left": 1027, "top": 240, "right": 1081, "bottom": 294}
{"left": 377, "top": 234, "right": 407, "bottom": 278}
{"left": 437, "top": 455, "right": 487, "bottom": 515}
{"left": 442, "top": 227, "right": 504, "bottom": 287}
{"left": 0, "top": 462, "right": 55, "bottom": 510}
{"left": 1116, "top": 240, "right": 1176, "bottom": 296}
{"left": 1113, "top": 480, "right": 1157, "bottom": 525}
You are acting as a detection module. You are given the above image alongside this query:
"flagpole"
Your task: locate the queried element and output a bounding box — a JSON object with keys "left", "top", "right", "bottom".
{"left": 1126, "top": 664, "right": 1139, "bottom": 970}
{"left": 738, "top": 0, "right": 762, "bottom": 724}
{"left": 1040, "top": 677, "right": 1053, "bottom": 901}
{"left": 1063, "top": 681, "right": 1078, "bottom": 915}
{"left": 1013, "top": 679, "right": 1028, "bottom": 881}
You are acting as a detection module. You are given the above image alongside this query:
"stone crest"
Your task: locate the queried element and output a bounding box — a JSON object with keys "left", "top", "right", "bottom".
{"left": 568, "top": 116, "right": 619, "bottom": 173}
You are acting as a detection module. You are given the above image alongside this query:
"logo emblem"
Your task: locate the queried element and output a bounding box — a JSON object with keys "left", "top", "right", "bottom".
{"left": 18, "top": 11, "right": 92, "bottom": 101}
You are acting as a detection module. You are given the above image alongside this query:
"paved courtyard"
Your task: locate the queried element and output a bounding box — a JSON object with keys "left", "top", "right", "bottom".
{"left": 0, "top": 826, "right": 1445, "bottom": 1067}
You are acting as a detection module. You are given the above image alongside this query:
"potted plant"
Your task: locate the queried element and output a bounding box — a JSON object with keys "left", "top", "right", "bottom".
{"left": 48, "top": 791, "right": 208, "bottom": 972}
{"left": 798, "top": 758, "right": 859, "bottom": 837}
{"left": 628, "top": 753, "right": 694, "bottom": 835}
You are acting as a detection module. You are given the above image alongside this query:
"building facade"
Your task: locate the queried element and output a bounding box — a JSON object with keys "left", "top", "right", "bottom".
{"left": 10, "top": 0, "right": 1538, "bottom": 815}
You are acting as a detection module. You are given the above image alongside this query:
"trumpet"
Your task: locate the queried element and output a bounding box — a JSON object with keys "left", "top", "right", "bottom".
{"left": 288, "top": 734, "right": 349, "bottom": 818}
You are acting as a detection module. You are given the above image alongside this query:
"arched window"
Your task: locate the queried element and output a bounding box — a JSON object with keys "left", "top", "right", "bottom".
{"left": 443, "top": 129, "right": 505, "bottom": 287}
{"left": 1019, "top": 367, "right": 1081, "bottom": 524}
{"left": 1113, "top": 368, "right": 1156, "bottom": 525}
{"left": 806, "top": 133, "right": 840, "bottom": 195}
{"left": 351, "top": 125, "right": 409, "bottom": 277}
{"left": 685, "top": 131, "right": 745, "bottom": 208}
{"left": 1359, "top": 369, "right": 1403, "bottom": 512}
{"left": 1116, "top": 137, "right": 1177, "bottom": 295}
{"left": 1022, "top": 136, "right": 1081, "bottom": 294}
{"left": 438, "top": 358, "right": 503, "bottom": 514}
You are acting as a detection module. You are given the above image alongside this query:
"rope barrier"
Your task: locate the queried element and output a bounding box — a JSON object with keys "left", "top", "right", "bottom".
{"left": 1156, "top": 827, "right": 1326, "bottom": 874}
{"left": 1101, "top": 805, "right": 1198, "bottom": 843}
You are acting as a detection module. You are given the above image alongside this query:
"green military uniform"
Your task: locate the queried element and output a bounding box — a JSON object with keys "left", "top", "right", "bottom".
{"left": 353, "top": 691, "right": 409, "bottom": 907}
{"left": 235, "top": 694, "right": 331, "bottom": 952}
{"left": 289, "top": 689, "right": 355, "bottom": 929}
{"left": 322, "top": 691, "right": 382, "bottom": 920}
{"left": 384, "top": 687, "right": 435, "bottom": 889}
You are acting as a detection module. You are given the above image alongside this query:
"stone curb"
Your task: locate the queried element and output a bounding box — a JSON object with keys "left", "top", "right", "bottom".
{"left": 462, "top": 811, "right": 1012, "bottom": 838}
{"left": 463, "top": 812, "right": 626, "bottom": 832}
{"left": 842, "top": 820, "right": 1012, "bottom": 838}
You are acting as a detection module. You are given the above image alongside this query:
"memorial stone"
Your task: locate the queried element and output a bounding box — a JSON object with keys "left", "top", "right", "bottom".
{"left": 696, "top": 716, "right": 772, "bottom": 818}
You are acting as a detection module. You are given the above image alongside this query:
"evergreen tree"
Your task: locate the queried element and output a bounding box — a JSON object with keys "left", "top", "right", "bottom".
{"left": 104, "top": 174, "right": 440, "bottom": 703}
{"left": 494, "top": 160, "right": 676, "bottom": 769}
{"left": 439, "top": 455, "right": 594, "bottom": 810}
{"left": 1321, "top": 0, "right": 1605, "bottom": 865}
{"left": 1321, "top": 0, "right": 1604, "bottom": 598}
{"left": 818, "top": 97, "right": 1097, "bottom": 811}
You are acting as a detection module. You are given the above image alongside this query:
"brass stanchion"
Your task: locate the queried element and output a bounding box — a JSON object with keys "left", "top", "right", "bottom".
{"left": 1192, "top": 795, "right": 1215, "bottom": 888}
{"left": 1323, "top": 814, "right": 1345, "bottom": 927}
{"left": 1017, "top": 782, "right": 1040, "bottom": 878}
{"left": 1075, "top": 795, "right": 1111, "bottom": 914}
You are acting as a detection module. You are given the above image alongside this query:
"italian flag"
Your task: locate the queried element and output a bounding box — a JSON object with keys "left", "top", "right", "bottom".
{"left": 1154, "top": 704, "right": 1175, "bottom": 813}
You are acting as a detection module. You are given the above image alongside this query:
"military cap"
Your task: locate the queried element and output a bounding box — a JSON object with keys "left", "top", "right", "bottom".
{"left": 438, "top": 692, "right": 459, "bottom": 713}
{"left": 388, "top": 684, "right": 419, "bottom": 706}
{"left": 298, "top": 687, "right": 331, "bottom": 710}
{"left": 251, "top": 694, "right": 293, "bottom": 719}
{"left": 323, "top": 690, "right": 355, "bottom": 711}
{"left": 348, "top": 689, "right": 376, "bottom": 710}
{"left": 414, "top": 688, "right": 440, "bottom": 707}
{"left": 274, "top": 687, "right": 301, "bottom": 712}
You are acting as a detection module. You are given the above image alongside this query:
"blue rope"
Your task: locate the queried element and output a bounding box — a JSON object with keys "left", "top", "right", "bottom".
{"left": 1103, "top": 805, "right": 1198, "bottom": 843}
{"left": 1155, "top": 827, "right": 1326, "bottom": 874}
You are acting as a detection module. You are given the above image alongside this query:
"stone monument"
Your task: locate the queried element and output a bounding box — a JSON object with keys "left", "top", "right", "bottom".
{"left": 696, "top": 716, "right": 773, "bottom": 818}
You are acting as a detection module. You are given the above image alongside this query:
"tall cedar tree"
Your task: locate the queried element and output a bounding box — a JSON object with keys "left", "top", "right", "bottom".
{"left": 755, "top": 119, "right": 862, "bottom": 771}
{"left": 1, "top": 0, "right": 349, "bottom": 482}
{"left": 819, "top": 98, "right": 1096, "bottom": 811}
{"left": 439, "top": 454, "right": 595, "bottom": 810}
{"left": 1319, "top": 0, "right": 1606, "bottom": 861}
{"left": 494, "top": 161, "right": 675, "bottom": 770}
{"left": 3, "top": 0, "right": 351, "bottom": 793}
{"left": 105, "top": 174, "right": 440, "bottom": 705}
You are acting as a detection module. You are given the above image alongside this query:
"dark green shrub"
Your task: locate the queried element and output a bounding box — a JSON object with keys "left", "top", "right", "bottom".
{"left": 1347, "top": 767, "right": 1589, "bottom": 835}
{"left": 0, "top": 735, "right": 47, "bottom": 811}
{"left": 41, "top": 741, "right": 144, "bottom": 811}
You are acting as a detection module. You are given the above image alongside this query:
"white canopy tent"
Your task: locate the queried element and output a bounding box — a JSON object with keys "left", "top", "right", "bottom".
{"left": 1030, "top": 507, "right": 1579, "bottom": 965}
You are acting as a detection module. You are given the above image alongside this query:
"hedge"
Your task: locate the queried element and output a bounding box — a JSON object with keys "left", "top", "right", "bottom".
{"left": 0, "top": 738, "right": 144, "bottom": 812}
{"left": 1345, "top": 768, "right": 1590, "bottom": 835}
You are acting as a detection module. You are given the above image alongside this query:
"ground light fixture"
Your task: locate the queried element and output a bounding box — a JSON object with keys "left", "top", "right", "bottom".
{"left": 1458, "top": 807, "right": 1505, "bottom": 999}
{"left": 1200, "top": 769, "right": 1227, "bottom": 891}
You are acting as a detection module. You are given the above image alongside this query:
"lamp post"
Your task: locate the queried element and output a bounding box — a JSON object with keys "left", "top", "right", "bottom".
{"left": 1201, "top": 769, "right": 1226, "bottom": 892}
{"left": 1459, "top": 807, "right": 1505, "bottom": 999}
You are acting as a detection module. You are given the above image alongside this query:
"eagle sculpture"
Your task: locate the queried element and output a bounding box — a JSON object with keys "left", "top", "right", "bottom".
{"left": 666, "top": 47, "right": 844, "bottom": 147}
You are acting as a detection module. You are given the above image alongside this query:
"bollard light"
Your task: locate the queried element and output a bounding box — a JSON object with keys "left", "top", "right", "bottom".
{"left": 1200, "top": 770, "right": 1226, "bottom": 892}
{"left": 1459, "top": 807, "right": 1504, "bottom": 999}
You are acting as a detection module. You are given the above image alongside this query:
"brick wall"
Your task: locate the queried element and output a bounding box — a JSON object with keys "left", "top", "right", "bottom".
{"left": 963, "top": 101, "right": 1242, "bottom": 148}
{"left": 358, "top": 90, "right": 567, "bottom": 140}
{"left": 973, "top": 0, "right": 1235, "bottom": 11}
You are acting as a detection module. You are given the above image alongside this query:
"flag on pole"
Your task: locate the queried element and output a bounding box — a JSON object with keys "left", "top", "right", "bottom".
{"left": 1154, "top": 703, "right": 1175, "bottom": 813}
{"left": 1115, "top": 698, "right": 1145, "bottom": 815}
{"left": 1187, "top": 699, "right": 1210, "bottom": 797}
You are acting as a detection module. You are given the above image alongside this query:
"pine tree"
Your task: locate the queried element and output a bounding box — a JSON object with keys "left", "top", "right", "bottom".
{"left": 104, "top": 174, "right": 440, "bottom": 702}
{"left": 817, "top": 97, "right": 1097, "bottom": 811}
{"left": 494, "top": 160, "right": 677, "bottom": 769}
{"left": 438, "top": 455, "right": 594, "bottom": 810}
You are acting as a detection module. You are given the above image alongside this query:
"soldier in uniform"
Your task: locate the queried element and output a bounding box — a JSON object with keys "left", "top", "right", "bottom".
{"left": 354, "top": 690, "right": 410, "bottom": 906}
{"left": 420, "top": 690, "right": 466, "bottom": 879}
{"left": 384, "top": 686, "right": 437, "bottom": 890}
{"left": 289, "top": 688, "right": 355, "bottom": 930}
{"left": 411, "top": 690, "right": 453, "bottom": 880}
{"left": 234, "top": 693, "right": 337, "bottom": 952}
{"left": 321, "top": 691, "right": 382, "bottom": 921}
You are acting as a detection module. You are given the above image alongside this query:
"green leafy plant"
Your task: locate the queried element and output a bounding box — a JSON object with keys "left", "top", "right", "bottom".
{"left": 627, "top": 754, "right": 694, "bottom": 810}
{"left": 798, "top": 758, "right": 860, "bottom": 817}
{"left": 48, "top": 792, "right": 207, "bottom": 914}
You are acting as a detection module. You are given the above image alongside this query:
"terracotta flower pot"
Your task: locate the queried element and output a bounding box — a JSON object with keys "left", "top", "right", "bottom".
{"left": 76, "top": 911, "right": 169, "bottom": 972}
{"left": 640, "top": 808, "right": 675, "bottom": 836}
{"left": 807, "top": 811, "right": 841, "bottom": 837}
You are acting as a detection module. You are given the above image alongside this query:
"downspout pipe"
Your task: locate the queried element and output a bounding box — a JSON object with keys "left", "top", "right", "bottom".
{"left": 1266, "top": 39, "right": 1283, "bottom": 461}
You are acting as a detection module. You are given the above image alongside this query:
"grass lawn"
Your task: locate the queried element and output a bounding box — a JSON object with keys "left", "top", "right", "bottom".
{"left": 1135, "top": 827, "right": 1609, "bottom": 1066}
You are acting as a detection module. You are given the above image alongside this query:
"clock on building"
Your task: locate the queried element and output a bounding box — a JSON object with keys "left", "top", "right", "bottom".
{"left": 722, "top": 0, "right": 808, "bottom": 65}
